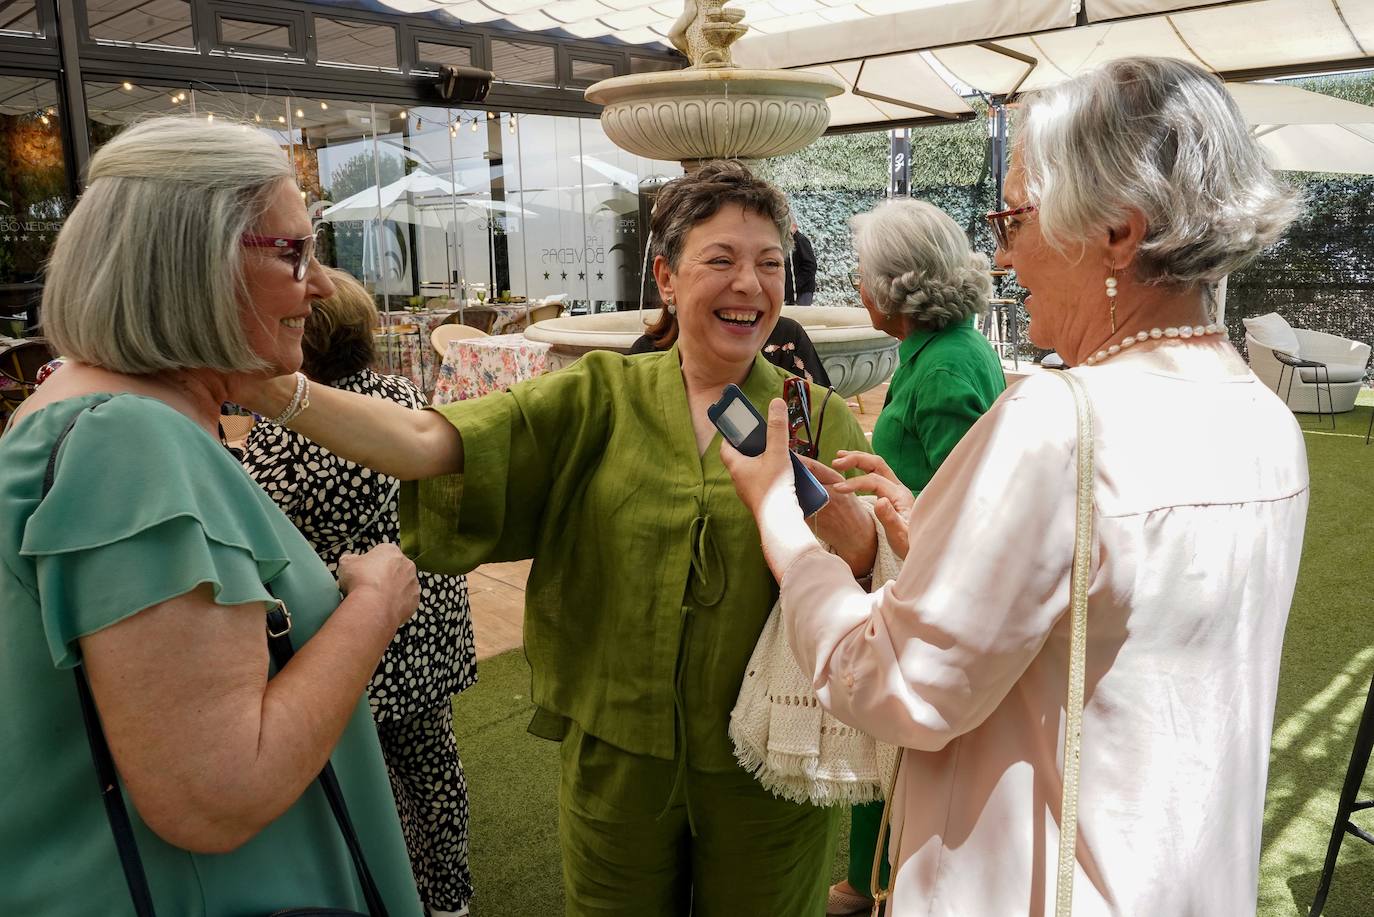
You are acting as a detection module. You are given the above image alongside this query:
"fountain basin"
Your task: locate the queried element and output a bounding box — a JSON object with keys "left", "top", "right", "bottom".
{"left": 584, "top": 69, "right": 844, "bottom": 162}
{"left": 524, "top": 306, "right": 898, "bottom": 398}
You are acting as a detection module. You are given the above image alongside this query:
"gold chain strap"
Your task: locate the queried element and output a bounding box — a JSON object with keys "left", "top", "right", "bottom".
{"left": 865, "top": 370, "right": 1093, "bottom": 917}
{"left": 1054, "top": 369, "right": 1094, "bottom": 917}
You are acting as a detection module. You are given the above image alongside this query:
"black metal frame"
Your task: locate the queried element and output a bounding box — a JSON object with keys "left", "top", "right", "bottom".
{"left": 1274, "top": 350, "right": 1337, "bottom": 431}
{"left": 1310, "top": 671, "right": 1374, "bottom": 916}
{"left": 1, "top": 0, "right": 683, "bottom": 194}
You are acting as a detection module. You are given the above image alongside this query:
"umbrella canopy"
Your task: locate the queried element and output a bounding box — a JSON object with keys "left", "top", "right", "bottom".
{"left": 1225, "top": 82, "right": 1374, "bottom": 175}
{"left": 321, "top": 171, "right": 463, "bottom": 224}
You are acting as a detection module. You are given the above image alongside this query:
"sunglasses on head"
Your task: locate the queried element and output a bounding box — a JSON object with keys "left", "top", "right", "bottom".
{"left": 241, "top": 228, "right": 321, "bottom": 281}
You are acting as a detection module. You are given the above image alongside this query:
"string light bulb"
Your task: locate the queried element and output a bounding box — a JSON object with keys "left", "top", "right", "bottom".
{"left": 40, "top": 113, "right": 50, "bottom": 126}
{"left": 508, "top": 116, "right": 516, "bottom": 134}
{"left": 122, "top": 81, "right": 133, "bottom": 91}
{"left": 295, "top": 108, "right": 304, "bottom": 118}
{"left": 320, "top": 102, "right": 328, "bottom": 110}
{"left": 487, "top": 111, "right": 494, "bottom": 120}
{"left": 254, "top": 113, "right": 262, "bottom": 122}
{"left": 398, "top": 110, "right": 407, "bottom": 118}
{"left": 278, "top": 116, "right": 286, "bottom": 124}
{"left": 206, "top": 112, "right": 214, "bottom": 123}
{"left": 470, "top": 119, "right": 478, "bottom": 133}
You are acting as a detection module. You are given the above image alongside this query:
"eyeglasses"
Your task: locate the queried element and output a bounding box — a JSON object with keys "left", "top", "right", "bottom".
{"left": 985, "top": 203, "right": 1037, "bottom": 251}
{"left": 783, "top": 376, "right": 817, "bottom": 459}
{"left": 848, "top": 269, "right": 862, "bottom": 292}
{"left": 241, "top": 229, "right": 320, "bottom": 281}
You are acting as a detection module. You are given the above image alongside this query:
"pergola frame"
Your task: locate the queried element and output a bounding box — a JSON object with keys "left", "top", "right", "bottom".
{"left": 0, "top": 0, "right": 684, "bottom": 197}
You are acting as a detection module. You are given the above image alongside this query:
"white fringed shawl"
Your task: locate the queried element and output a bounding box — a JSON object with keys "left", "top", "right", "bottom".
{"left": 729, "top": 498, "right": 902, "bottom": 806}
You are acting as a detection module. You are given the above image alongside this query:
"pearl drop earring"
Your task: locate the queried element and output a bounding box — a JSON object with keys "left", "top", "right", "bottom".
{"left": 666, "top": 296, "right": 676, "bottom": 316}
{"left": 1105, "top": 273, "right": 1118, "bottom": 334}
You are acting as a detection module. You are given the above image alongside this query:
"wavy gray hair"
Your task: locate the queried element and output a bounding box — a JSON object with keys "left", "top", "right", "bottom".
{"left": 851, "top": 198, "right": 992, "bottom": 329}
{"left": 42, "top": 116, "right": 295, "bottom": 375}
{"left": 1017, "top": 56, "right": 1301, "bottom": 286}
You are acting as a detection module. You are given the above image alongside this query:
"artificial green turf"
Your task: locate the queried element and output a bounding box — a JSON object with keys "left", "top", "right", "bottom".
{"left": 454, "top": 394, "right": 1374, "bottom": 916}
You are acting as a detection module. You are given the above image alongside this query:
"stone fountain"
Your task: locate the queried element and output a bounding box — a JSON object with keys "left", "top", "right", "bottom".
{"left": 523, "top": 1, "right": 899, "bottom": 398}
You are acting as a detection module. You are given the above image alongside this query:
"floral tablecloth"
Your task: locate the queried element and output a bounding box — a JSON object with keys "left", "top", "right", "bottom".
{"left": 370, "top": 307, "right": 544, "bottom": 393}
{"left": 431, "top": 334, "right": 552, "bottom": 405}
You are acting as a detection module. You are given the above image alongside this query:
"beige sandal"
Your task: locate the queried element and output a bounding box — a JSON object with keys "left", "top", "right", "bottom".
{"left": 826, "top": 883, "right": 875, "bottom": 915}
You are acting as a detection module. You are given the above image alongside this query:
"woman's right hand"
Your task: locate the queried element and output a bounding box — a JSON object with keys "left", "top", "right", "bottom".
{"left": 337, "top": 543, "right": 420, "bottom": 629}
{"left": 830, "top": 450, "right": 915, "bottom": 559}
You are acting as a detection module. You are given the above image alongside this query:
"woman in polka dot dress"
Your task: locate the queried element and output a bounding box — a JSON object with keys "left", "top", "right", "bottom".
{"left": 242, "top": 268, "right": 477, "bottom": 917}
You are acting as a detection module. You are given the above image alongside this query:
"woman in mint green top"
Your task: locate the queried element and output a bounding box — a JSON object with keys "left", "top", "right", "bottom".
{"left": 827, "top": 198, "right": 1005, "bottom": 915}
{"left": 0, "top": 117, "right": 423, "bottom": 914}
{"left": 243, "top": 162, "right": 879, "bottom": 916}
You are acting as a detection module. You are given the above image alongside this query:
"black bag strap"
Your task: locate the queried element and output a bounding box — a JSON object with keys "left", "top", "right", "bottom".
{"left": 47, "top": 400, "right": 388, "bottom": 917}
{"left": 264, "top": 599, "right": 390, "bottom": 917}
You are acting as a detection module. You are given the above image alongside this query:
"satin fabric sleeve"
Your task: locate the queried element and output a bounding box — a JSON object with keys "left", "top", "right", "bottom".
{"left": 780, "top": 374, "right": 1085, "bottom": 751}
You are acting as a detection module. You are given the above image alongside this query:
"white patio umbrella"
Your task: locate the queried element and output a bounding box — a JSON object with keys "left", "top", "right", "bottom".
{"left": 321, "top": 171, "right": 465, "bottom": 225}
{"left": 1226, "top": 81, "right": 1374, "bottom": 175}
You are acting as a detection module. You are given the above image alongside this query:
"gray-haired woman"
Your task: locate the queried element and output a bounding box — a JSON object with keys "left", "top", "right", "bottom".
{"left": 724, "top": 57, "right": 1307, "bottom": 915}
{"left": 827, "top": 199, "right": 1006, "bottom": 915}
{"left": 0, "top": 116, "right": 423, "bottom": 914}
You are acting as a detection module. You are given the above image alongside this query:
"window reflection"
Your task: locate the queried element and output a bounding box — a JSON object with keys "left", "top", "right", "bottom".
{"left": 0, "top": 77, "right": 72, "bottom": 287}
{"left": 78, "top": 80, "right": 681, "bottom": 313}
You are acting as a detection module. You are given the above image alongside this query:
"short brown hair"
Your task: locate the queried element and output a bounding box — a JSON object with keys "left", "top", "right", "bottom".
{"left": 644, "top": 161, "right": 791, "bottom": 350}
{"left": 301, "top": 268, "right": 378, "bottom": 383}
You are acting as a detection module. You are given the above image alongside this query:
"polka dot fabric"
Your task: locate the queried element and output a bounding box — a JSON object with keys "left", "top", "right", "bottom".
{"left": 242, "top": 369, "right": 476, "bottom": 911}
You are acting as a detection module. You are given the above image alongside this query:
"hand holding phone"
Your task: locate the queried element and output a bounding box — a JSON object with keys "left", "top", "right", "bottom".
{"left": 708, "top": 384, "right": 829, "bottom": 518}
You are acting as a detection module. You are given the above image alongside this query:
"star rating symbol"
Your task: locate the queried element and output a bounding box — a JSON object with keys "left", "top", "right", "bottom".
{"left": 543, "top": 271, "right": 550, "bottom": 280}
{"left": 560, "top": 271, "right": 568, "bottom": 280}
{"left": 20, "top": 234, "right": 28, "bottom": 241}
{"left": 1, "top": 235, "right": 9, "bottom": 242}
{"left": 578, "top": 271, "right": 585, "bottom": 280}
{"left": 596, "top": 271, "right": 604, "bottom": 281}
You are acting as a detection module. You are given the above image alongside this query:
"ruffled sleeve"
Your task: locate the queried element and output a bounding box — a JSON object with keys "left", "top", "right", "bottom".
{"left": 21, "top": 396, "right": 294, "bottom": 669}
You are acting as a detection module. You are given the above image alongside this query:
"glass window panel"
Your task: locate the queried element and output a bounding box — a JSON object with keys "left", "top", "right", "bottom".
{"left": 85, "top": 80, "right": 196, "bottom": 152}
{"left": 629, "top": 56, "right": 678, "bottom": 74}
{"left": 218, "top": 16, "right": 293, "bottom": 51}
{"left": 417, "top": 40, "right": 473, "bottom": 71}
{"left": 0, "top": 77, "right": 72, "bottom": 287}
{"left": 86, "top": 0, "right": 194, "bottom": 49}
{"left": 570, "top": 59, "right": 616, "bottom": 83}
{"left": 315, "top": 17, "right": 398, "bottom": 71}
{"left": 490, "top": 39, "right": 557, "bottom": 87}
{"left": 0, "top": 0, "right": 41, "bottom": 37}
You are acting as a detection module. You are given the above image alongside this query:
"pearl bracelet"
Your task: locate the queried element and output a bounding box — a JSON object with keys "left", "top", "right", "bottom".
{"left": 270, "top": 372, "right": 311, "bottom": 426}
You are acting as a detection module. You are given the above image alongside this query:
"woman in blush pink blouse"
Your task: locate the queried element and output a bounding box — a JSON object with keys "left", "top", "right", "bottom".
{"left": 722, "top": 57, "right": 1308, "bottom": 916}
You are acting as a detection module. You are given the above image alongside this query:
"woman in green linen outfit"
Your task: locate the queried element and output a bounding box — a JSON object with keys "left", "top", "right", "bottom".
{"left": 243, "top": 161, "right": 878, "bottom": 915}
{"left": 0, "top": 117, "right": 424, "bottom": 915}
{"left": 824, "top": 199, "right": 1006, "bottom": 915}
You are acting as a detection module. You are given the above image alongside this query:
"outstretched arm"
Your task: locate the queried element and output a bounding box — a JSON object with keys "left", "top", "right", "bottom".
{"left": 240, "top": 373, "right": 463, "bottom": 481}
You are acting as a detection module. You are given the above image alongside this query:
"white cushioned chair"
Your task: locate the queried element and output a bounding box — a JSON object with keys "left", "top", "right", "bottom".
{"left": 1243, "top": 313, "right": 1369, "bottom": 414}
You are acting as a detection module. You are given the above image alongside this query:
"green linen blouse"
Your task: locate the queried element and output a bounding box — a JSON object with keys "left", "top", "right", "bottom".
{"left": 0, "top": 394, "right": 420, "bottom": 915}
{"left": 870, "top": 319, "right": 1007, "bottom": 493}
{"left": 402, "top": 347, "right": 870, "bottom": 770}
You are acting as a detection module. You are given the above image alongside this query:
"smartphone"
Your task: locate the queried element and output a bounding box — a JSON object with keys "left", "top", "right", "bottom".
{"left": 708, "top": 384, "right": 829, "bottom": 518}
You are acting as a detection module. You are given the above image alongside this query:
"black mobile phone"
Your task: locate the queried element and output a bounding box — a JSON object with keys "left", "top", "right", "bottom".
{"left": 708, "top": 384, "right": 829, "bottom": 518}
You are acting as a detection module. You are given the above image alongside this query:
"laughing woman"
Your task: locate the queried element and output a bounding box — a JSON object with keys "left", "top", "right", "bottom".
{"left": 242, "top": 161, "right": 873, "bottom": 915}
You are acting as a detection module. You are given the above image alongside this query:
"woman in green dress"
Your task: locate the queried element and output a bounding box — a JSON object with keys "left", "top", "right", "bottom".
{"left": 825, "top": 198, "right": 1006, "bottom": 915}
{"left": 245, "top": 161, "right": 877, "bottom": 915}
{"left": 0, "top": 117, "right": 423, "bottom": 914}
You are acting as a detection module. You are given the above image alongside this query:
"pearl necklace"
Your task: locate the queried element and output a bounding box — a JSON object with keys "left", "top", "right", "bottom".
{"left": 1082, "top": 324, "right": 1226, "bottom": 366}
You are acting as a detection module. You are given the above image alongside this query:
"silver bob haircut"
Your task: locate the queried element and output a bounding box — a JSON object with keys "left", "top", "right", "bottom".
{"left": 851, "top": 198, "right": 992, "bottom": 330}
{"left": 42, "top": 116, "right": 296, "bottom": 374}
{"left": 1016, "top": 56, "right": 1301, "bottom": 286}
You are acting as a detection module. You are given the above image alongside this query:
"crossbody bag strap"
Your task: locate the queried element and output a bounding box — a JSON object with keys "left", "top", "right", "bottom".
{"left": 265, "top": 599, "right": 390, "bottom": 917}
{"left": 1051, "top": 368, "right": 1095, "bottom": 917}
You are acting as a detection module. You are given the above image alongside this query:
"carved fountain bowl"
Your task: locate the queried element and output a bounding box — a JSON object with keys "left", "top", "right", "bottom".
{"left": 523, "top": 306, "right": 899, "bottom": 398}
{"left": 584, "top": 68, "right": 845, "bottom": 162}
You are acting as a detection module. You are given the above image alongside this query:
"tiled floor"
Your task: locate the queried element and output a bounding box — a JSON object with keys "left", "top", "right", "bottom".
{"left": 467, "top": 381, "right": 891, "bottom": 660}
